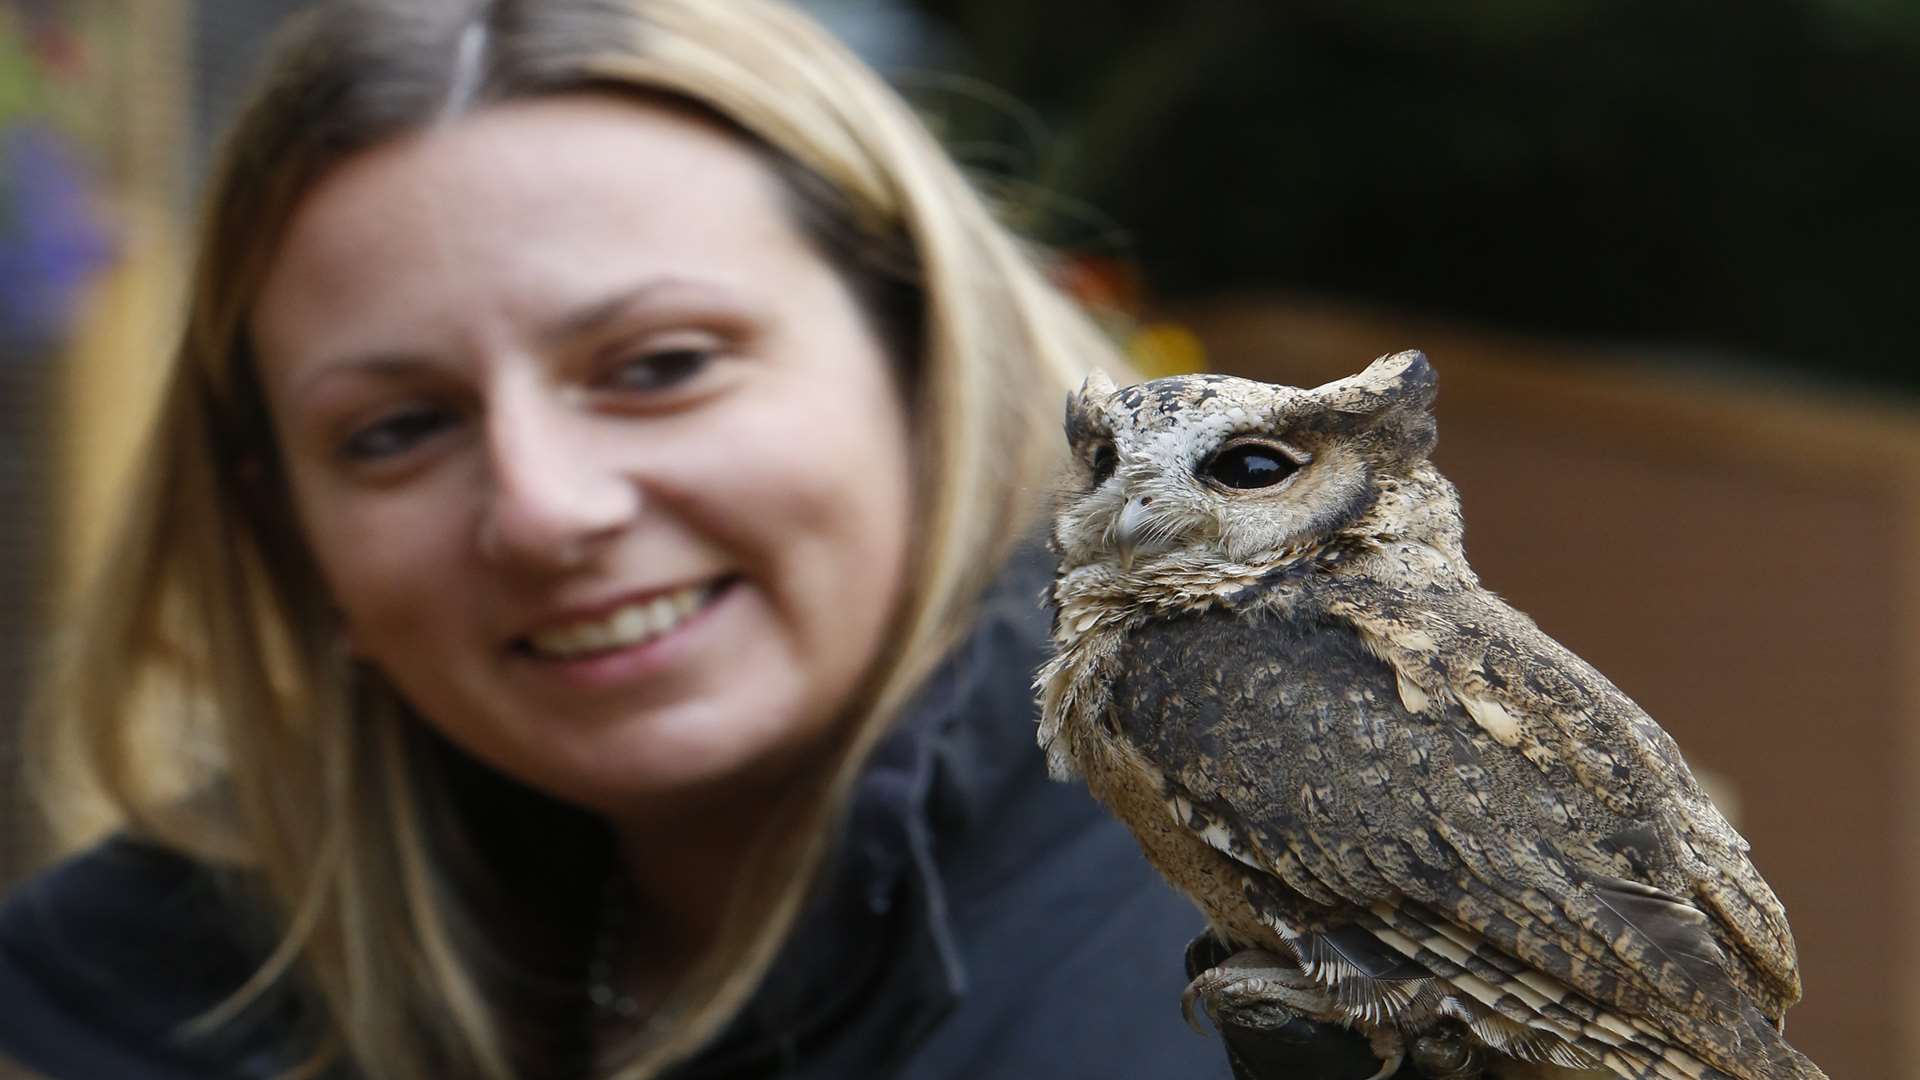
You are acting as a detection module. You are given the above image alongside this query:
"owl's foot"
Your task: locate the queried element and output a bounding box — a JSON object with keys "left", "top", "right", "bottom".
{"left": 1180, "top": 946, "right": 1342, "bottom": 1034}
{"left": 1408, "top": 1023, "right": 1484, "bottom": 1079}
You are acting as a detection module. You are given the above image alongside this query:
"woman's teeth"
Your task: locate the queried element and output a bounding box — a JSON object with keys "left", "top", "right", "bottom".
{"left": 528, "top": 585, "right": 709, "bottom": 659}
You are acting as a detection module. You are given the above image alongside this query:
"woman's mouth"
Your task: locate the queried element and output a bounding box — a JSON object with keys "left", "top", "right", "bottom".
{"left": 521, "top": 579, "right": 732, "bottom": 661}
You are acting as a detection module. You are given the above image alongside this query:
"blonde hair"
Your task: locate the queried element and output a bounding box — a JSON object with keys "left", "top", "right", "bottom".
{"left": 34, "top": 0, "right": 1125, "bottom": 1076}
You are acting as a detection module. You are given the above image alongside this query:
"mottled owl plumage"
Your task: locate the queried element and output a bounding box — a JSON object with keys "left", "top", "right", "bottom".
{"left": 1036, "top": 353, "right": 1825, "bottom": 1080}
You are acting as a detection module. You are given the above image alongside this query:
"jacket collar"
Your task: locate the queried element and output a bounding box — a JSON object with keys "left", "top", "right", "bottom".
{"left": 671, "top": 547, "right": 1053, "bottom": 1075}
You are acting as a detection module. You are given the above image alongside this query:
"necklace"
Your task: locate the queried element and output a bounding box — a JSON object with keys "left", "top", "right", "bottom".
{"left": 588, "top": 873, "right": 642, "bottom": 1021}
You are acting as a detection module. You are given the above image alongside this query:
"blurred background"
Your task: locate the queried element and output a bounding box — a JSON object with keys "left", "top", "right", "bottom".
{"left": 2, "top": 0, "right": 1916, "bottom": 1074}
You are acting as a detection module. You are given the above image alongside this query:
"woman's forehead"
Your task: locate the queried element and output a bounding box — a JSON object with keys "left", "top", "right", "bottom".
{"left": 270, "top": 94, "right": 781, "bottom": 270}
{"left": 249, "top": 94, "right": 809, "bottom": 374}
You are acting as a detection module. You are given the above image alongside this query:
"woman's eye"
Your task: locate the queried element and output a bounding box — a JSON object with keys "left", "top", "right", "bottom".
{"left": 1089, "top": 443, "right": 1118, "bottom": 488}
{"left": 340, "top": 405, "right": 454, "bottom": 462}
{"left": 1202, "top": 443, "right": 1300, "bottom": 490}
{"left": 607, "top": 347, "right": 712, "bottom": 392}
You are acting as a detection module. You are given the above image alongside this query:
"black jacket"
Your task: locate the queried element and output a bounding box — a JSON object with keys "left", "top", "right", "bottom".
{"left": 0, "top": 555, "right": 1236, "bottom": 1079}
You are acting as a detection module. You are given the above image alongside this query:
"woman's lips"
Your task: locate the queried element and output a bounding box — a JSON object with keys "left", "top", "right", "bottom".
{"left": 522, "top": 580, "right": 721, "bottom": 659}
{"left": 509, "top": 576, "right": 739, "bottom": 689}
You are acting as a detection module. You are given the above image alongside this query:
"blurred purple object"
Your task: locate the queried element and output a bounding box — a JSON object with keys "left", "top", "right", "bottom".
{"left": 0, "top": 122, "right": 114, "bottom": 348}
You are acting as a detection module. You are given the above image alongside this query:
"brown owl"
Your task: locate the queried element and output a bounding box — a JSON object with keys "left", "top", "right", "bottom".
{"left": 1036, "top": 353, "right": 1826, "bottom": 1080}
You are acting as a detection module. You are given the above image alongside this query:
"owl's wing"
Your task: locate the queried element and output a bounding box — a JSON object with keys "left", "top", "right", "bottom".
{"left": 1107, "top": 593, "right": 1816, "bottom": 1080}
{"left": 1331, "top": 583, "right": 1803, "bottom": 1009}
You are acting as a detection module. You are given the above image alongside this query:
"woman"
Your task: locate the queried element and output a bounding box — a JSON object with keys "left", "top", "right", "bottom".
{"left": 0, "top": 1, "right": 1382, "bottom": 1077}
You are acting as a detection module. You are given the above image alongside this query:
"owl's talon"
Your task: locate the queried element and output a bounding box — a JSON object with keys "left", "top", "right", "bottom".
{"left": 1364, "top": 1027, "right": 1406, "bottom": 1080}
{"left": 1181, "top": 946, "right": 1335, "bottom": 1035}
{"left": 1362, "top": 1052, "right": 1404, "bottom": 1080}
{"left": 1409, "top": 1025, "right": 1483, "bottom": 1079}
{"left": 1178, "top": 982, "right": 1210, "bottom": 1034}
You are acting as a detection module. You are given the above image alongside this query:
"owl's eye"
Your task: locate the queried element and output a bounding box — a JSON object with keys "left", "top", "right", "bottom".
{"left": 1203, "top": 443, "right": 1300, "bottom": 490}
{"left": 1089, "top": 443, "right": 1119, "bottom": 487}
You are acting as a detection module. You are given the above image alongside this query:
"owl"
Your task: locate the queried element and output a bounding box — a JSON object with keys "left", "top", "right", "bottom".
{"left": 1035, "top": 353, "right": 1826, "bottom": 1080}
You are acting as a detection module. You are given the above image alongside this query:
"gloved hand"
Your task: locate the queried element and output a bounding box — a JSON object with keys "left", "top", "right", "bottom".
{"left": 1183, "top": 933, "right": 1400, "bottom": 1080}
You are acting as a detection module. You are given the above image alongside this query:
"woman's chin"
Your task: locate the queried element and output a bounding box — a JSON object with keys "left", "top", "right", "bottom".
{"left": 553, "top": 698, "right": 833, "bottom": 817}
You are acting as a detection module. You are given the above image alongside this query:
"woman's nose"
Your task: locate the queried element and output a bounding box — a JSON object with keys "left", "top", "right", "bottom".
{"left": 476, "top": 388, "right": 639, "bottom": 570}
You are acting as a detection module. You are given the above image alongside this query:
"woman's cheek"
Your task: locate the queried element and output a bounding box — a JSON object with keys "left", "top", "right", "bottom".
{"left": 310, "top": 489, "right": 465, "bottom": 638}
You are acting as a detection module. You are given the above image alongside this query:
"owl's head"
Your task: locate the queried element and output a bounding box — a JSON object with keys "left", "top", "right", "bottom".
{"left": 1052, "top": 351, "right": 1455, "bottom": 573}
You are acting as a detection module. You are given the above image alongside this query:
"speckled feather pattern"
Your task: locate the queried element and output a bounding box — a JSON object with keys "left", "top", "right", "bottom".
{"left": 1037, "top": 354, "right": 1825, "bottom": 1080}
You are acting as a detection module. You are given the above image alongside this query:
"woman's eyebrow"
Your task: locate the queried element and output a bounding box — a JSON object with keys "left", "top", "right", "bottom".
{"left": 538, "top": 277, "right": 757, "bottom": 346}
{"left": 288, "top": 353, "right": 437, "bottom": 400}
{"left": 286, "top": 279, "right": 766, "bottom": 400}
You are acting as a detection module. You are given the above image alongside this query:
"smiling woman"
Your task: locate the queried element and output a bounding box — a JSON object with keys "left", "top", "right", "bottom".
{"left": 0, "top": 2, "right": 1379, "bottom": 1079}
{"left": 254, "top": 98, "right": 916, "bottom": 829}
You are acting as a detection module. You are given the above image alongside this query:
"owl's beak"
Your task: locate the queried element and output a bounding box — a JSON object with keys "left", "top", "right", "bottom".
{"left": 1114, "top": 495, "right": 1153, "bottom": 571}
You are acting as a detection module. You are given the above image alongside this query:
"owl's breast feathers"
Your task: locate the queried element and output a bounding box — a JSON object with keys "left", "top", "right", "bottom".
{"left": 1038, "top": 559, "right": 1823, "bottom": 1080}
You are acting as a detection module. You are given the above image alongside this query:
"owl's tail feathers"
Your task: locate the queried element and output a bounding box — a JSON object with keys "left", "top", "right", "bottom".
{"left": 1653, "top": 952, "right": 1824, "bottom": 1080}
{"left": 1358, "top": 903, "right": 1825, "bottom": 1080}
{"left": 1763, "top": 1044, "right": 1828, "bottom": 1080}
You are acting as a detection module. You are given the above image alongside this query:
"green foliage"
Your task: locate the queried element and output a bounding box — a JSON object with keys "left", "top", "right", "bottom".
{"left": 0, "top": 11, "right": 42, "bottom": 126}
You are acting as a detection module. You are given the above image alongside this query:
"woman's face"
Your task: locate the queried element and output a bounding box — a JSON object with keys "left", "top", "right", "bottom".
{"left": 252, "top": 95, "right": 915, "bottom": 818}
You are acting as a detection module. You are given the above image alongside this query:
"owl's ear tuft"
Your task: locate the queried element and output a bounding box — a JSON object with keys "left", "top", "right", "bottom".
{"left": 1065, "top": 369, "right": 1120, "bottom": 450}
{"left": 1362, "top": 350, "right": 1436, "bottom": 409}
{"left": 1065, "top": 370, "right": 1117, "bottom": 451}
{"left": 1078, "top": 368, "right": 1120, "bottom": 403}
{"left": 1308, "top": 350, "right": 1438, "bottom": 462}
